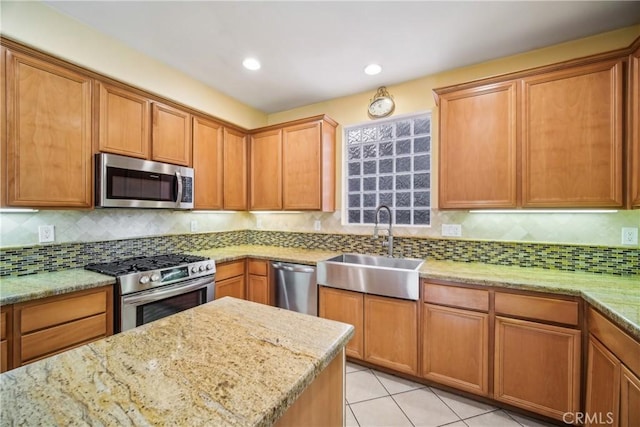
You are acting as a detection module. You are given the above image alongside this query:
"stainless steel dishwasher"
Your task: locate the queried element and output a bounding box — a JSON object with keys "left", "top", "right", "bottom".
{"left": 272, "top": 262, "right": 317, "bottom": 316}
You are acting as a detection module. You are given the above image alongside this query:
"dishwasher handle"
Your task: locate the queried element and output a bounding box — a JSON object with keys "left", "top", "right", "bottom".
{"left": 271, "top": 262, "right": 316, "bottom": 273}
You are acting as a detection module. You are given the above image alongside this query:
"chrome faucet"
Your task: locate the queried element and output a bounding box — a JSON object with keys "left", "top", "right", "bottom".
{"left": 373, "top": 205, "right": 394, "bottom": 257}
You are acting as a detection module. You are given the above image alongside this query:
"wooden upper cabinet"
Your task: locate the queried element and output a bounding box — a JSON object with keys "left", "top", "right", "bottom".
{"left": 223, "top": 128, "right": 248, "bottom": 210}
{"left": 438, "top": 81, "right": 518, "bottom": 209}
{"left": 151, "top": 102, "right": 192, "bottom": 166}
{"left": 630, "top": 44, "right": 640, "bottom": 208}
{"left": 5, "top": 50, "right": 92, "bottom": 208}
{"left": 193, "top": 116, "right": 224, "bottom": 210}
{"left": 521, "top": 60, "right": 624, "bottom": 207}
{"left": 249, "top": 115, "right": 337, "bottom": 212}
{"left": 250, "top": 129, "right": 282, "bottom": 210}
{"left": 96, "top": 81, "right": 150, "bottom": 159}
{"left": 283, "top": 121, "right": 329, "bottom": 210}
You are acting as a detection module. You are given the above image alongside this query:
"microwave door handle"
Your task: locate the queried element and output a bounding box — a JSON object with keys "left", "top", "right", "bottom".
{"left": 175, "top": 171, "right": 183, "bottom": 204}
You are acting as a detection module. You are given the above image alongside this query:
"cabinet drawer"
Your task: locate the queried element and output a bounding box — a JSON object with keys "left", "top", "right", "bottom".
{"left": 216, "top": 260, "right": 246, "bottom": 281}
{"left": 589, "top": 307, "right": 640, "bottom": 377}
{"left": 20, "top": 291, "right": 107, "bottom": 334}
{"left": 495, "top": 292, "right": 579, "bottom": 326}
{"left": 423, "top": 282, "right": 489, "bottom": 311}
{"left": 1, "top": 310, "right": 6, "bottom": 340}
{"left": 21, "top": 313, "right": 107, "bottom": 363}
{"left": 248, "top": 259, "right": 268, "bottom": 276}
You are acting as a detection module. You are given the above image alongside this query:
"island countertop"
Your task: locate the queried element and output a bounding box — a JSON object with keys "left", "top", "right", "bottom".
{"left": 0, "top": 297, "right": 354, "bottom": 426}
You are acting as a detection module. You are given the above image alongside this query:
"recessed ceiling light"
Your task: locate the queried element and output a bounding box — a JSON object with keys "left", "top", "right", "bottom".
{"left": 242, "top": 57, "right": 261, "bottom": 71}
{"left": 364, "top": 64, "right": 382, "bottom": 75}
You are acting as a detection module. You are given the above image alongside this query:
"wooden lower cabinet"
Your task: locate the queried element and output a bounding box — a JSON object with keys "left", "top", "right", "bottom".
{"left": 247, "top": 259, "right": 272, "bottom": 305}
{"left": 215, "top": 260, "right": 247, "bottom": 300}
{"left": 422, "top": 303, "right": 489, "bottom": 396}
{"left": 585, "top": 335, "right": 621, "bottom": 426}
{"left": 276, "top": 348, "right": 345, "bottom": 426}
{"left": 1, "top": 305, "right": 12, "bottom": 372}
{"left": 13, "top": 286, "right": 113, "bottom": 367}
{"left": 586, "top": 307, "right": 640, "bottom": 427}
{"left": 364, "top": 295, "right": 418, "bottom": 375}
{"left": 318, "top": 288, "right": 418, "bottom": 374}
{"left": 620, "top": 366, "right": 640, "bottom": 427}
{"left": 494, "top": 316, "right": 581, "bottom": 421}
{"left": 318, "top": 287, "right": 364, "bottom": 360}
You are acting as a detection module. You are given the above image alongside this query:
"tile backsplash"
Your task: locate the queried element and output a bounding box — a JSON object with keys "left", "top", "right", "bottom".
{"left": 1, "top": 229, "right": 638, "bottom": 277}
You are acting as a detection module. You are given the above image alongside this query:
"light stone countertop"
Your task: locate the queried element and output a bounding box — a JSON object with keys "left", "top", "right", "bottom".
{"left": 0, "top": 269, "right": 115, "bottom": 305}
{"left": 0, "top": 297, "right": 354, "bottom": 426}
{"left": 1, "top": 245, "right": 637, "bottom": 340}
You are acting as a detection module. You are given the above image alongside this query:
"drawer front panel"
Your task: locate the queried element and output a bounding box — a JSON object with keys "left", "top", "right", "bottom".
{"left": 21, "top": 313, "right": 107, "bottom": 363}
{"left": 495, "top": 292, "right": 579, "bottom": 326}
{"left": 248, "top": 259, "right": 268, "bottom": 276}
{"left": 216, "top": 260, "right": 246, "bottom": 281}
{"left": 21, "top": 291, "right": 107, "bottom": 334}
{"left": 423, "top": 282, "right": 489, "bottom": 311}
{"left": 588, "top": 307, "right": 640, "bottom": 377}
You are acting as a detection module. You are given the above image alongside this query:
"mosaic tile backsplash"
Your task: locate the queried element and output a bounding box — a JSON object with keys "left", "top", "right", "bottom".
{"left": 1, "top": 230, "right": 638, "bottom": 277}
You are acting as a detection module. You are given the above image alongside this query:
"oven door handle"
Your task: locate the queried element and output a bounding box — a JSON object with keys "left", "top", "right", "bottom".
{"left": 175, "top": 171, "right": 183, "bottom": 204}
{"left": 122, "top": 276, "right": 214, "bottom": 307}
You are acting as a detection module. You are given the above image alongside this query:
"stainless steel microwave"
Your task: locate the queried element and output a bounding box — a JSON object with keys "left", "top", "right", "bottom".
{"left": 95, "top": 153, "right": 194, "bottom": 209}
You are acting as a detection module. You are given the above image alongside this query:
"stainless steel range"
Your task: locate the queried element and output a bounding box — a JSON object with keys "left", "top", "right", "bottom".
{"left": 86, "top": 254, "right": 215, "bottom": 332}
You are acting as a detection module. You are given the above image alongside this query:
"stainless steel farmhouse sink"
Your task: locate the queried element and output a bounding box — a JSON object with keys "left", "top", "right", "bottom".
{"left": 316, "top": 254, "right": 425, "bottom": 301}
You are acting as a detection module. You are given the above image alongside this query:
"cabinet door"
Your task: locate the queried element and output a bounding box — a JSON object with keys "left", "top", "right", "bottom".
{"left": 521, "top": 60, "right": 623, "bottom": 207}
{"left": 215, "top": 276, "right": 246, "bottom": 300}
{"left": 1, "top": 305, "right": 11, "bottom": 373}
{"left": 193, "top": 116, "right": 223, "bottom": 209}
{"left": 248, "top": 275, "right": 270, "bottom": 305}
{"left": 630, "top": 45, "right": 640, "bottom": 208}
{"left": 223, "top": 128, "right": 248, "bottom": 210}
{"left": 282, "top": 121, "right": 323, "bottom": 210}
{"left": 438, "top": 81, "right": 517, "bottom": 209}
{"left": 318, "top": 287, "right": 364, "bottom": 360}
{"left": 96, "top": 81, "right": 150, "bottom": 159}
{"left": 494, "top": 316, "right": 581, "bottom": 420}
{"left": 585, "top": 335, "right": 620, "bottom": 427}
{"left": 364, "top": 295, "right": 418, "bottom": 375}
{"left": 249, "top": 129, "right": 282, "bottom": 210}
{"left": 151, "top": 102, "right": 191, "bottom": 166}
{"left": 6, "top": 50, "right": 92, "bottom": 207}
{"left": 422, "top": 304, "right": 489, "bottom": 396}
{"left": 620, "top": 365, "right": 640, "bottom": 427}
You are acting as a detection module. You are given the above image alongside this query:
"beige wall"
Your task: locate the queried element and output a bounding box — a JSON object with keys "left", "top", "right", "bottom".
{"left": 0, "top": 1, "right": 267, "bottom": 129}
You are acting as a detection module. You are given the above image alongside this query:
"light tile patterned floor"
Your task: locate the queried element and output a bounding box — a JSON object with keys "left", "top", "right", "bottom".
{"left": 345, "top": 362, "right": 558, "bottom": 427}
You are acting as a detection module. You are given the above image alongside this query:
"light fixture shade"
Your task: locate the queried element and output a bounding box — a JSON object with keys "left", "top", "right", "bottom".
{"left": 364, "top": 64, "right": 382, "bottom": 75}
{"left": 242, "top": 57, "right": 261, "bottom": 70}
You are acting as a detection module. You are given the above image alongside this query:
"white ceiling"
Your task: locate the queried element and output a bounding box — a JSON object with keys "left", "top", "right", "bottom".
{"left": 44, "top": 1, "right": 640, "bottom": 113}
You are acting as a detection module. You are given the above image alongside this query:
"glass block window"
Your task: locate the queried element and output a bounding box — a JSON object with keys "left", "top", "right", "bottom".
{"left": 345, "top": 113, "right": 431, "bottom": 226}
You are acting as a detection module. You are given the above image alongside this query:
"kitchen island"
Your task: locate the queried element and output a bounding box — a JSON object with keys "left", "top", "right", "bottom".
{"left": 0, "top": 297, "right": 353, "bottom": 426}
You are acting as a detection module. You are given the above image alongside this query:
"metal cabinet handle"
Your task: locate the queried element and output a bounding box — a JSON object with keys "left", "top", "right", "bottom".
{"left": 271, "top": 262, "right": 315, "bottom": 273}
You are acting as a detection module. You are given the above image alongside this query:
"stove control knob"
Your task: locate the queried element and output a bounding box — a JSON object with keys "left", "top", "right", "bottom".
{"left": 151, "top": 273, "right": 161, "bottom": 282}
{"left": 191, "top": 266, "right": 198, "bottom": 273}
{"left": 206, "top": 263, "right": 213, "bottom": 271}
{"left": 198, "top": 265, "right": 205, "bottom": 272}
{"left": 139, "top": 275, "right": 150, "bottom": 285}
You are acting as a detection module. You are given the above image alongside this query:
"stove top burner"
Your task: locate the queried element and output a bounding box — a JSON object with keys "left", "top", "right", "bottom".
{"left": 85, "top": 254, "right": 208, "bottom": 276}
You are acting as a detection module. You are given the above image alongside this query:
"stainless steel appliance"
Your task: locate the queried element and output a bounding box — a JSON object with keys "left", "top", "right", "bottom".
{"left": 95, "top": 153, "right": 194, "bottom": 209}
{"left": 272, "top": 262, "right": 317, "bottom": 316}
{"left": 86, "top": 254, "right": 215, "bottom": 332}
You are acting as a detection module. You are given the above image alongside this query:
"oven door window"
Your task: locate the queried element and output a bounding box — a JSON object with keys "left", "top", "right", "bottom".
{"left": 136, "top": 288, "right": 205, "bottom": 326}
